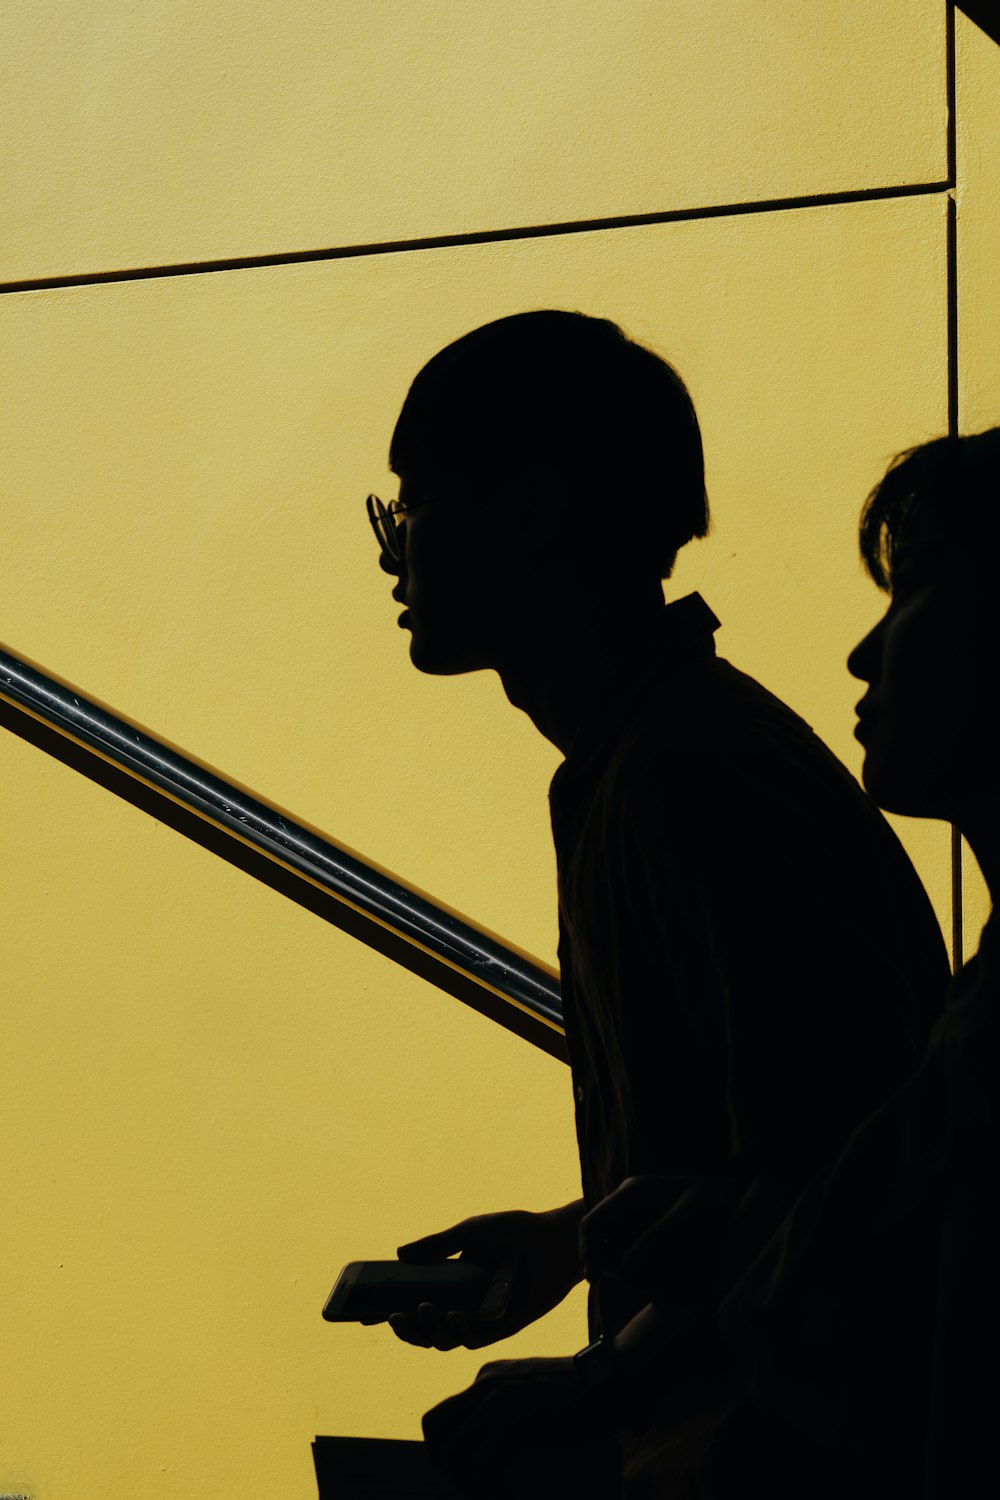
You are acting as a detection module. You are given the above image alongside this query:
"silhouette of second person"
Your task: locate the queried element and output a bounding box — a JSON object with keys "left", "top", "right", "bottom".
{"left": 363, "top": 311, "right": 948, "bottom": 1493}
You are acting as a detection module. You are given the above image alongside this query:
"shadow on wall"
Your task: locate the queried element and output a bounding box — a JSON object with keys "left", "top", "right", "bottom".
{"left": 960, "top": 2, "right": 1000, "bottom": 47}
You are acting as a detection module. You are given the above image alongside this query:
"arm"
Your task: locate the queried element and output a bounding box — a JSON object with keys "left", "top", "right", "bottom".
{"left": 626, "top": 751, "right": 946, "bottom": 1294}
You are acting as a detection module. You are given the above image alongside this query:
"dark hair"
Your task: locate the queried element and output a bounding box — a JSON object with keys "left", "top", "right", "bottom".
{"left": 389, "top": 309, "right": 709, "bottom": 579}
{"left": 859, "top": 427, "right": 1000, "bottom": 590}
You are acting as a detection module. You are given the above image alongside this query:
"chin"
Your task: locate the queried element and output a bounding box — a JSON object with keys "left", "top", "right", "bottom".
{"left": 407, "top": 632, "right": 491, "bottom": 677}
{"left": 861, "top": 754, "right": 947, "bottom": 822}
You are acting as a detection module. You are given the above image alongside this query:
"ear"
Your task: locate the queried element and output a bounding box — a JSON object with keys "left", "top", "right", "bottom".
{"left": 514, "top": 463, "right": 572, "bottom": 553}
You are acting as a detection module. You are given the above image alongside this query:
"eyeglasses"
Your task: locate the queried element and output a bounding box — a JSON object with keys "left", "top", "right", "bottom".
{"left": 366, "top": 493, "right": 408, "bottom": 564}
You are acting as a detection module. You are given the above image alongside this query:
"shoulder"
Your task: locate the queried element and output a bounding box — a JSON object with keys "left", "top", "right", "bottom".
{"left": 614, "top": 655, "right": 867, "bottom": 830}
{"left": 611, "top": 656, "right": 942, "bottom": 928}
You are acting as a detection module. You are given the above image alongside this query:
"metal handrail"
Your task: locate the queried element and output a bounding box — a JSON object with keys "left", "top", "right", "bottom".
{"left": 0, "top": 643, "right": 565, "bottom": 1057}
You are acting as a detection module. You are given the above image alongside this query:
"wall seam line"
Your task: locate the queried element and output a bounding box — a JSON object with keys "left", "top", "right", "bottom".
{"left": 1, "top": 179, "right": 952, "bottom": 295}
{"left": 946, "top": 0, "right": 963, "bottom": 971}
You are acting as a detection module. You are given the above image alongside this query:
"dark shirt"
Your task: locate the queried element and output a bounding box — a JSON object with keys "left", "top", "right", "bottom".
{"left": 715, "top": 915, "right": 999, "bottom": 1499}
{"left": 549, "top": 594, "right": 949, "bottom": 1336}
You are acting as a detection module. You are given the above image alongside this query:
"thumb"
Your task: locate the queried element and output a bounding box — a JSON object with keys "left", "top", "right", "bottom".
{"left": 470, "top": 1258, "right": 519, "bottom": 1322}
{"left": 397, "top": 1220, "right": 474, "bottom": 1263}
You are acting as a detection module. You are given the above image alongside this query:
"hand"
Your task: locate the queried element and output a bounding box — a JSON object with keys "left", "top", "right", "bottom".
{"left": 423, "top": 1356, "right": 619, "bottom": 1494}
{"left": 581, "top": 1176, "right": 736, "bottom": 1299}
{"left": 389, "top": 1203, "right": 584, "bottom": 1351}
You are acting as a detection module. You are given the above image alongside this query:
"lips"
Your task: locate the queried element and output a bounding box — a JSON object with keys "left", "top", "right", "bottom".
{"left": 854, "top": 694, "right": 878, "bottom": 743}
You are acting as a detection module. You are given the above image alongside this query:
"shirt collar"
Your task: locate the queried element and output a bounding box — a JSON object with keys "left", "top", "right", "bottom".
{"left": 550, "top": 592, "right": 720, "bottom": 807}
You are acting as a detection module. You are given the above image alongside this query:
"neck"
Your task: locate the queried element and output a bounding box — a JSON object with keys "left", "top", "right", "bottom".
{"left": 495, "top": 583, "right": 668, "bottom": 755}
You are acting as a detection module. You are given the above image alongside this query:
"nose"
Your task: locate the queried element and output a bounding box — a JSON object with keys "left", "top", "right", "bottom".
{"left": 847, "top": 613, "right": 886, "bottom": 683}
{"left": 380, "top": 546, "right": 408, "bottom": 603}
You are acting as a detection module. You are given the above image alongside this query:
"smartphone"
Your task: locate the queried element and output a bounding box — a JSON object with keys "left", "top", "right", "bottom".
{"left": 322, "top": 1260, "right": 497, "bottom": 1323}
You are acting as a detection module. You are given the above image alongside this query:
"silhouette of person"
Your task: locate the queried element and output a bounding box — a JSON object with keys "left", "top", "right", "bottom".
{"left": 363, "top": 311, "right": 949, "bottom": 1496}
{"left": 683, "top": 428, "right": 1000, "bottom": 1500}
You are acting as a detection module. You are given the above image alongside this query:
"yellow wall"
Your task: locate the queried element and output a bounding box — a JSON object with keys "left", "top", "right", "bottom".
{"left": 2, "top": 0, "right": 945, "bottom": 282}
{"left": 956, "top": 7, "right": 1000, "bottom": 946}
{"left": 0, "top": 5, "right": 994, "bottom": 1497}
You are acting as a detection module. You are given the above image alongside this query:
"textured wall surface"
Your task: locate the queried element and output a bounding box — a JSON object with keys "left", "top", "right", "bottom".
{"left": 1, "top": 5, "right": 995, "bottom": 1498}
{"left": 2, "top": 0, "right": 946, "bottom": 281}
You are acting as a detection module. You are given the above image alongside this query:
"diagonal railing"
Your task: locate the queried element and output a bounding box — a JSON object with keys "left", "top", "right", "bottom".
{"left": 0, "top": 643, "right": 566, "bottom": 1060}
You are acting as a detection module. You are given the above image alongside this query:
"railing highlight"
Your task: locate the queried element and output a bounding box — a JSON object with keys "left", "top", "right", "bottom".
{"left": 0, "top": 644, "right": 565, "bottom": 1059}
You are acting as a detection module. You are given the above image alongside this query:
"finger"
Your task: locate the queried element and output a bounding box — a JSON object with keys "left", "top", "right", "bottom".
{"left": 618, "top": 1199, "right": 693, "bottom": 1280}
{"left": 579, "top": 1202, "right": 623, "bottom": 1278}
{"left": 440, "top": 1310, "right": 476, "bottom": 1348}
{"left": 582, "top": 1177, "right": 660, "bottom": 1241}
{"left": 407, "top": 1302, "right": 467, "bottom": 1351}
{"left": 422, "top": 1384, "right": 479, "bottom": 1451}
{"left": 437, "top": 1382, "right": 511, "bottom": 1470}
{"left": 580, "top": 1181, "right": 641, "bottom": 1248}
{"left": 387, "top": 1311, "right": 433, "bottom": 1347}
{"left": 583, "top": 1177, "right": 631, "bottom": 1219}
{"left": 472, "top": 1258, "right": 518, "bottom": 1322}
{"left": 463, "top": 1323, "right": 509, "bottom": 1350}
{"left": 387, "top": 1311, "right": 429, "bottom": 1346}
{"left": 579, "top": 1201, "right": 609, "bottom": 1256}
{"left": 387, "top": 1305, "right": 451, "bottom": 1349}
{"left": 397, "top": 1224, "right": 470, "bottom": 1262}
{"left": 413, "top": 1302, "right": 447, "bottom": 1348}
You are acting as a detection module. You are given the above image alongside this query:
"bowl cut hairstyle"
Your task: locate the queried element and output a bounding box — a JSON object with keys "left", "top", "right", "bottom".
{"left": 860, "top": 427, "right": 1000, "bottom": 591}
{"left": 390, "top": 310, "right": 709, "bottom": 580}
